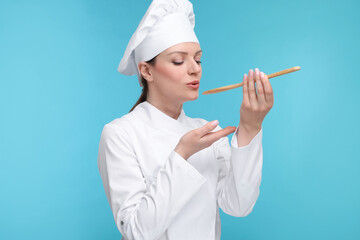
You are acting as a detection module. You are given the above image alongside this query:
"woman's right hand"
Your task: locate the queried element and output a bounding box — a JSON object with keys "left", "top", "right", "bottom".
{"left": 174, "top": 120, "right": 237, "bottom": 160}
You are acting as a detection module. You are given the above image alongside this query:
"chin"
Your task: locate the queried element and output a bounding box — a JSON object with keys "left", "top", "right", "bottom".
{"left": 181, "top": 95, "right": 198, "bottom": 103}
{"left": 187, "top": 93, "right": 199, "bottom": 101}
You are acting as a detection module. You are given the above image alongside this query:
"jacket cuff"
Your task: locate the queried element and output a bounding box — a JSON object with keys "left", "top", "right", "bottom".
{"left": 230, "top": 126, "right": 263, "bottom": 149}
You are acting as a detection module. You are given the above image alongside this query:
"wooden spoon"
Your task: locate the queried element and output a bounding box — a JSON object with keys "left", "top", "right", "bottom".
{"left": 202, "top": 66, "right": 301, "bottom": 95}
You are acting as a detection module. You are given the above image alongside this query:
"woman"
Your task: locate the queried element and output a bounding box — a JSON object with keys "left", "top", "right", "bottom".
{"left": 97, "top": 0, "right": 273, "bottom": 239}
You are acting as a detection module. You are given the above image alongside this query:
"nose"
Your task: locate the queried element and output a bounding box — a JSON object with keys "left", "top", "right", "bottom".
{"left": 188, "top": 59, "right": 201, "bottom": 75}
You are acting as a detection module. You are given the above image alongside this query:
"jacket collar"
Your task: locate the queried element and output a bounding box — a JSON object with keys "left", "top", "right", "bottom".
{"left": 133, "top": 101, "right": 190, "bottom": 135}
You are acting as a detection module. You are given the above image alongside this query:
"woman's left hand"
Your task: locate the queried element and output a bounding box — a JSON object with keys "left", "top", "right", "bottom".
{"left": 239, "top": 68, "right": 274, "bottom": 132}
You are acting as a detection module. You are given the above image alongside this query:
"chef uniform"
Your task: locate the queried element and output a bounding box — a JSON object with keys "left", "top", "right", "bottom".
{"left": 97, "top": 0, "right": 263, "bottom": 239}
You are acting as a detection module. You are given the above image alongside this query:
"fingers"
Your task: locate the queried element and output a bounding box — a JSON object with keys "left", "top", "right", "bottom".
{"left": 202, "top": 126, "right": 237, "bottom": 143}
{"left": 242, "top": 74, "right": 250, "bottom": 106}
{"left": 248, "top": 69, "right": 258, "bottom": 106}
{"left": 245, "top": 68, "right": 273, "bottom": 107}
{"left": 196, "top": 120, "right": 219, "bottom": 137}
{"left": 255, "top": 68, "right": 266, "bottom": 105}
{"left": 261, "top": 72, "right": 274, "bottom": 106}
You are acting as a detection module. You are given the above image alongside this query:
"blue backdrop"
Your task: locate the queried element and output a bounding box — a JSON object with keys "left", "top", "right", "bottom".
{"left": 1, "top": 0, "right": 359, "bottom": 239}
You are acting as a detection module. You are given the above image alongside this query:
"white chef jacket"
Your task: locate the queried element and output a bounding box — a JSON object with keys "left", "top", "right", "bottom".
{"left": 97, "top": 101, "right": 263, "bottom": 240}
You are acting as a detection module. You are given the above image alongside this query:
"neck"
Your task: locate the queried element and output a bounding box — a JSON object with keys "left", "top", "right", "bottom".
{"left": 146, "top": 94, "right": 183, "bottom": 120}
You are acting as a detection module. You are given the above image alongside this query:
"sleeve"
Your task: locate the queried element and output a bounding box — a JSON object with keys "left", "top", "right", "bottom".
{"left": 97, "top": 124, "right": 207, "bottom": 240}
{"left": 214, "top": 124, "right": 263, "bottom": 217}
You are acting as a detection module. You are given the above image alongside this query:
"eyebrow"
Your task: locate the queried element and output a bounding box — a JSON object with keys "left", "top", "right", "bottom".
{"left": 167, "top": 50, "right": 202, "bottom": 56}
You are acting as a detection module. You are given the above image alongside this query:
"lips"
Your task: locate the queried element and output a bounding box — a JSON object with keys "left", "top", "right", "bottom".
{"left": 186, "top": 80, "right": 200, "bottom": 86}
{"left": 186, "top": 80, "right": 200, "bottom": 90}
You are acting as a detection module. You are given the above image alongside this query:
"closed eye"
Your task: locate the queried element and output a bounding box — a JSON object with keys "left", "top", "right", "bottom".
{"left": 173, "top": 60, "right": 202, "bottom": 65}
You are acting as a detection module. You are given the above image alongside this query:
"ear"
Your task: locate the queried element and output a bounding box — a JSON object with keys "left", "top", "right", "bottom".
{"left": 138, "top": 62, "right": 154, "bottom": 83}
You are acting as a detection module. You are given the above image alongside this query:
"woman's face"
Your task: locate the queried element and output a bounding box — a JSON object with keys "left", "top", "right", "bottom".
{"left": 146, "top": 42, "right": 202, "bottom": 104}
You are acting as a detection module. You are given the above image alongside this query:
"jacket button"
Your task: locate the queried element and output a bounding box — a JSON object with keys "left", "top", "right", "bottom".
{"left": 120, "top": 221, "right": 124, "bottom": 225}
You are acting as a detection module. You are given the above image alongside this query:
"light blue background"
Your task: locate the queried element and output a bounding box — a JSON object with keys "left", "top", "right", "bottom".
{"left": 1, "top": 0, "right": 359, "bottom": 239}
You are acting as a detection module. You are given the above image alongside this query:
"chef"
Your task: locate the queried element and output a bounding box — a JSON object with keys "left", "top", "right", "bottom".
{"left": 97, "top": 0, "right": 274, "bottom": 239}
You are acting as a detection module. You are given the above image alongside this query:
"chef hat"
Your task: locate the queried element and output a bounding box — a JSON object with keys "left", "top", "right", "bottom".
{"left": 117, "top": 0, "right": 199, "bottom": 87}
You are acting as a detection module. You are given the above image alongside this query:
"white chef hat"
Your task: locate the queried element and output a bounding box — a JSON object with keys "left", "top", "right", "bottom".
{"left": 117, "top": 0, "right": 199, "bottom": 87}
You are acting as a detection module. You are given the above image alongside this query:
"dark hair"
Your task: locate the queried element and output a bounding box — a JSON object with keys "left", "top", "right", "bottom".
{"left": 129, "top": 56, "right": 157, "bottom": 113}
